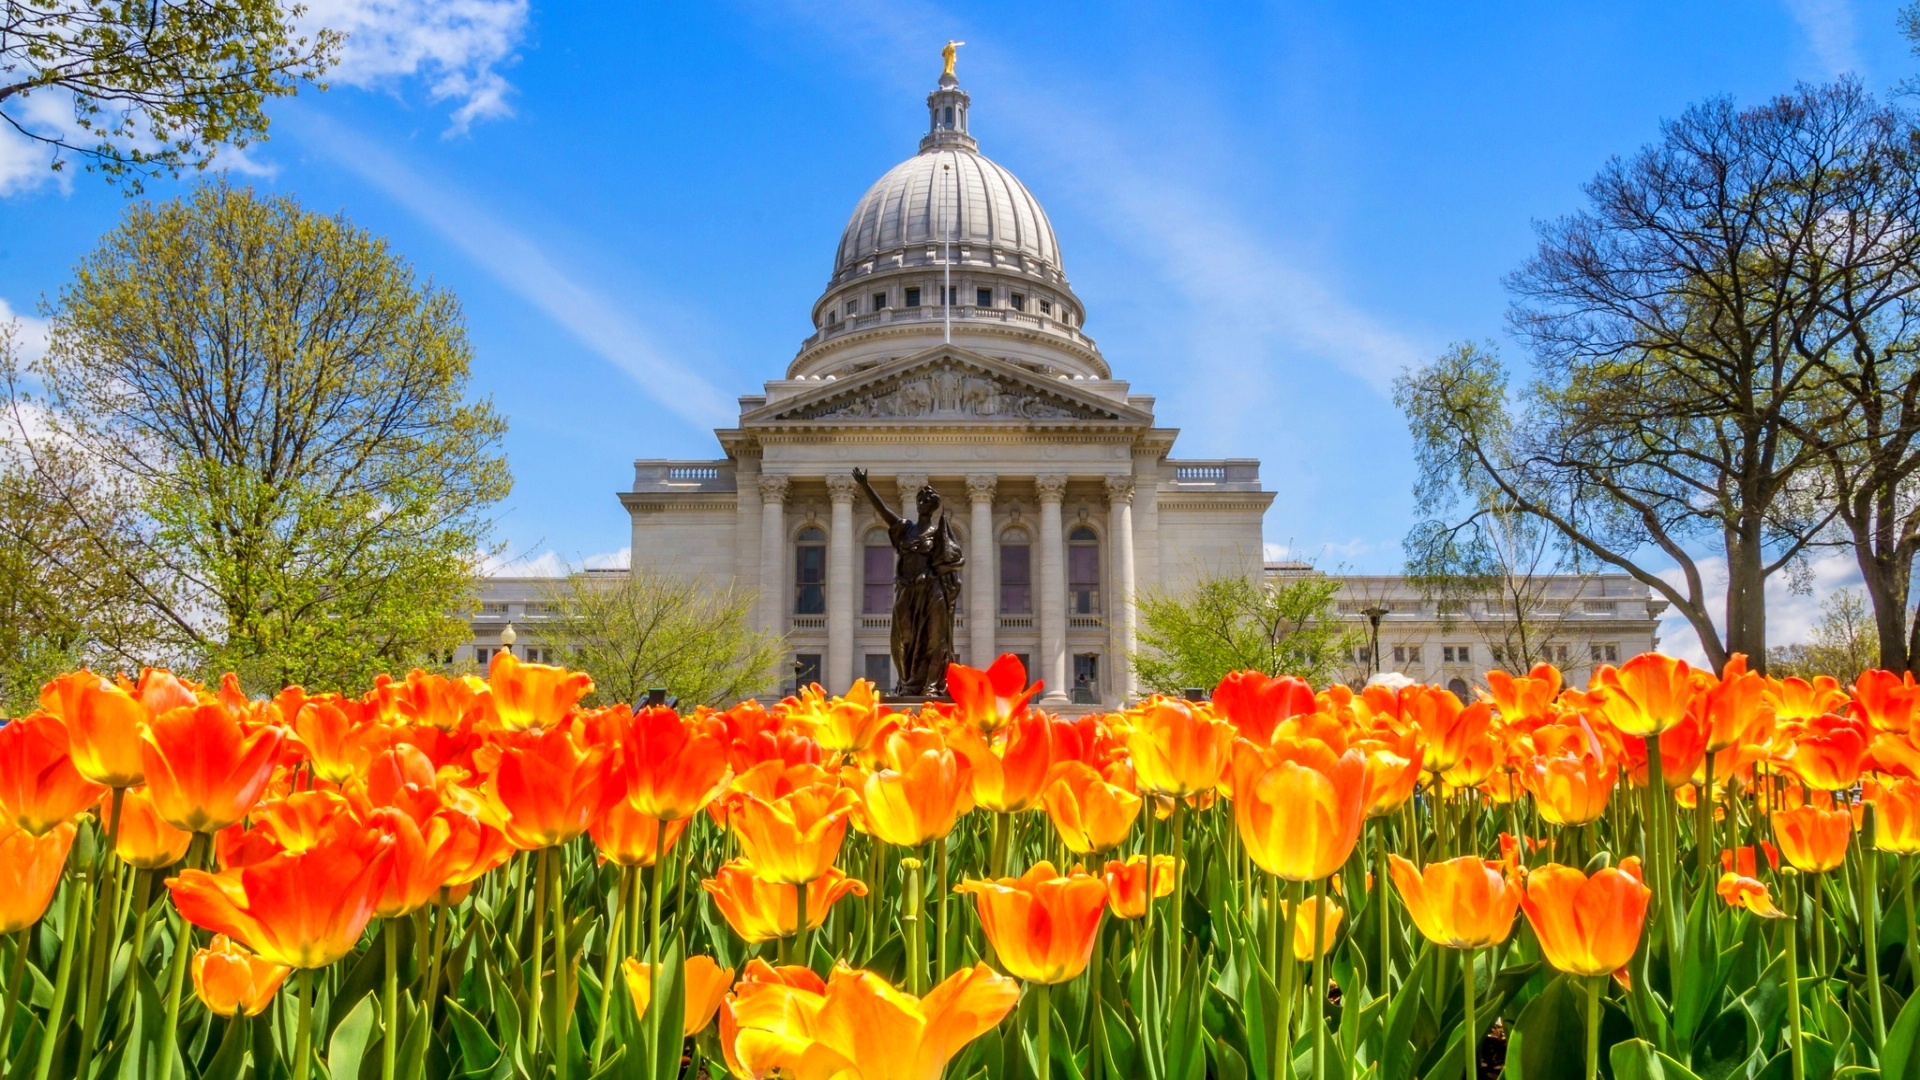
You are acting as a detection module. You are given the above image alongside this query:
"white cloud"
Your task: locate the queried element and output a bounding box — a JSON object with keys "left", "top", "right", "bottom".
{"left": 481, "top": 545, "right": 629, "bottom": 577}
{"left": 1782, "top": 0, "right": 1862, "bottom": 77}
{"left": 299, "top": 0, "right": 529, "bottom": 134}
{"left": 301, "top": 115, "right": 736, "bottom": 430}
{"left": 0, "top": 89, "right": 80, "bottom": 197}
{"left": 0, "top": 298, "right": 50, "bottom": 362}
{"left": 1654, "top": 550, "right": 1863, "bottom": 667}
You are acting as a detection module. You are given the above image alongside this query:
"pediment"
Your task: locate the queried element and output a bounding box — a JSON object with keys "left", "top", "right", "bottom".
{"left": 746, "top": 346, "right": 1147, "bottom": 426}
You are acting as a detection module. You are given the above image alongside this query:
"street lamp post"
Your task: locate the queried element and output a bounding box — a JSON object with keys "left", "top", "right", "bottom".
{"left": 1361, "top": 605, "right": 1388, "bottom": 677}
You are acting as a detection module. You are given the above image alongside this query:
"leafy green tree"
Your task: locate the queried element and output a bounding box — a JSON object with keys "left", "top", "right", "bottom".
{"left": 20, "top": 181, "right": 509, "bottom": 691}
{"left": 1767, "top": 588, "right": 1880, "bottom": 683}
{"left": 1, "top": 0, "right": 336, "bottom": 189}
{"left": 541, "top": 567, "right": 783, "bottom": 708}
{"left": 1132, "top": 567, "right": 1357, "bottom": 694}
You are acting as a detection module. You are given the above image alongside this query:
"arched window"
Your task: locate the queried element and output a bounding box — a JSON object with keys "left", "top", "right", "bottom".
{"left": 1447, "top": 677, "right": 1470, "bottom": 699}
{"left": 794, "top": 526, "right": 826, "bottom": 615}
{"left": 1068, "top": 526, "right": 1100, "bottom": 615}
{"left": 999, "top": 527, "right": 1031, "bottom": 615}
{"left": 862, "top": 528, "right": 893, "bottom": 614}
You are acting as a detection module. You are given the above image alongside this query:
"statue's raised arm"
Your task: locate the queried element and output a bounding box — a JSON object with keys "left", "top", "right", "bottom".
{"left": 851, "top": 467, "right": 903, "bottom": 529}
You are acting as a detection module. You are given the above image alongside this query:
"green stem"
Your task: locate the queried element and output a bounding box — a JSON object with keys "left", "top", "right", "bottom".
{"left": 795, "top": 876, "right": 811, "bottom": 970}
{"left": 1644, "top": 738, "right": 1682, "bottom": 956}
{"left": 865, "top": 836, "right": 885, "bottom": 962}
{"left": 294, "top": 968, "right": 316, "bottom": 1080}
{"left": 935, "top": 837, "right": 950, "bottom": 983}
{"left": 382, "top": 920, "right": 399, "bottom": 1080}
{"left": 1141, "top": 803, "right": 1156, "bottom": 987}
{"left": 116, "top": 870, "right": 151, "bottom": 1036}
{"left": 1375, "top": 820, "right": 1391, "bottom": 1001}
{"left": 1311, "top": 876, "right": 1328, "bottom": 1080}
{"left": 1585, "top": 975, "right": 1602, "bottom": 1080}
{"left": 75, "top": 786, "right": 125, "bottom": 1080}
{"left": 648, "top": 849, "right": 667, "bottom": 1079}
{"left": 1276, "top": 881, "right": 1299, "bottom": 1080}
{"left": 1169, "top": 799, "right": 1185, "bottom": 1005}
{"left": 1904, "top": 857, "right": 1919, "bottom": 991}
{"left": 1035, "top": 982, "right": 1052, "bottom": 1080}
{"left": 1697, "top": 753, "right": 1715, "bottom": 885}
{"left": 1784, "top": 910, "right": 1805, "bottom": 1080}
{"left": 1088, "top": 915, "right": 1105, "bottom": 1080}
{"left": 0, "top": 928, "right": 29, "bottom": 1071}
{"left": 529, "top": 847, "right": 549, "bottom": 1056}
{"left": 1461, "top": 948, "right": 1478, "bottom": 1080}
{"left": 1863, "top": 808, "right": 1887, "bottom": 1050}
{"left": 592, "top": 884, "right": 622, "bottom": 1074}
{"left": 32, "top": 874, "right": 85, "bottom": 1080}
{"left": 1812, "top": 874, "right": 1827, "bottom": 989}
{"left": 991, "top": 811, "right": 1010, "bottom": 878}
{"left": 152, "top": 832, "right": 207, "bottom": 1080}
{"left": 551, "top": 847, "right": 570, "bottom": 1080}
{"left": 902, "top": 855, "right": 925, "bottom": 997}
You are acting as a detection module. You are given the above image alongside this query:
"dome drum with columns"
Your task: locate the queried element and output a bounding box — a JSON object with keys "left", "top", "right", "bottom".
{"left": 617, "top": 57, "right": 1274, "bottom": 709}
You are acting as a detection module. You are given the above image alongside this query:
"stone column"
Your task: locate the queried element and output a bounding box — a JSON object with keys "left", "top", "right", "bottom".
{"left": 1035, "top": 474, "right": 1070, "bottom": 706}
{"left": 758, "top": 475, "right": 789, "bottom": 638}
{"left": 896, "top": 472, "right": 928, "bottom": 520}
{"left": 826, "top": 474, "right": 858, "bottom": 693}
{"left": 966, "top": 474, "right": 997, "bottom": 668}
{"left": 1132, "top": 449, "right": 1161, "bottom": 596}
{"left": 1105, "top": 475, "right": 1137, "bottom": 706}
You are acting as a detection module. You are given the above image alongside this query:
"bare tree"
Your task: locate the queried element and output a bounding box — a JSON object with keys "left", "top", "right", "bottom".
{"left": 1407, "top": 504, "right": 1591, "bottom": 675}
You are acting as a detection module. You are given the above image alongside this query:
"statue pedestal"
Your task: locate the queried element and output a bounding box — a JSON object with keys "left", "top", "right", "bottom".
{"left": 881, "top": 691, "right": 951, "bottom": 707}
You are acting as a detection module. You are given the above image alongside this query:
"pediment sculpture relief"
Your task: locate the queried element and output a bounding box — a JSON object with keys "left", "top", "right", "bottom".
{"left": 784, "top": 361, "right": 1113, "bottom": 421}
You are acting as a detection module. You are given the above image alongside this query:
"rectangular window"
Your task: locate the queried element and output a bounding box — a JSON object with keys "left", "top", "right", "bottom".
{"left": 1443, "top": 644, "right": 1471, "bottom": 664}
{"left": 944, "top": 286, "right": 957, "bottom": 306}
{"left": 1392, "top": 645, "right": 1421, "bottom": 665}
{"left": 1072, "top": 654, "right": 1101, "bottom": 703}
{"left": 976, "top": 287, "right": 993, "bottom": 307}
{"left": 864, "top": 654, "right": 892, "bottom": 687}
{"left": 793, "top": 654, "right": 823, "bottom": 691}
{"left": 1039, "top": 299, "right": 1052, "bottom": 315}
{"left": 1591, "top": 643, "right": 1620, "bottom": 664}
{"left": 1353, "top": 645, "right": 1372, "bottom": 666}
{"left": 845, "top": 300, "right": 857, "bottom": 316}
{"left": 1068, "top": 543, "right": 1100, "bottom": 615}
{"left": 863, "top": 544, "right": 894, "bottom": 614}
{"left": 904, "top": 287, "right": 921, "bottom": 307}
{"left": 871, "top": 292, "right": 887, "bottom": 310}
{"left": 1014, "top": 653, "right": 1032, "bottom": 677}
{"left": 999, "top": 543, "right": 1032, "bottom": 614}
{"left": 1010, "top": 292, "right": 1025, "bottom": 311}
{"left": 473, "top": 646, "right": 495, "bottom": 668}
{"left": 794, "top": 544, "right": 826, "bottom": 615}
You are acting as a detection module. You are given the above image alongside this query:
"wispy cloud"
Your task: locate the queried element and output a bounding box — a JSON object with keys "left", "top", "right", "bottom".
{"left": 301, "top": 115, "right": 736, "bottom": 431}
{"left": 1782, "top": 0, "right": 1862, "bottom": 77}
{"left": 481, "top": 545, "right": 629, "bottom": 577}
{"left": 299, "top": 0, "right": 530, "bottom": 134}
{"left": 1655, "top": 550, "right": 1862, "bottom": 667}
{"left": 0, "top": 297, "right": 50, "bottom": 361}
{"left": 0, "top": 90, "right": 79, "bottom": 197}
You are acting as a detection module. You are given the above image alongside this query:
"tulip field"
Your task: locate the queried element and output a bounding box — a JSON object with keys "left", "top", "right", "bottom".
{"left": 2, "top": 652, "right": 1920, "bottom": 1079}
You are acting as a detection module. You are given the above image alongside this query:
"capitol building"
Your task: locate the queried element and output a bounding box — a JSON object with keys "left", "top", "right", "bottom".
{"left": 468, "top": 62, "right": 1663, "bottom": 707}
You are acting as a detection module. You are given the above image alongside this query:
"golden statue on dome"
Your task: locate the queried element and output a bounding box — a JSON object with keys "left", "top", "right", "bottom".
{"left": 942, "top": 40, "right": 965, "bottom": 78}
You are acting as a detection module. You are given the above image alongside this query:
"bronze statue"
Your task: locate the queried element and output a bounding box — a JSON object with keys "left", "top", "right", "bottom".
{"left": 852, "top": 468, "right": 963, "bottom": 697}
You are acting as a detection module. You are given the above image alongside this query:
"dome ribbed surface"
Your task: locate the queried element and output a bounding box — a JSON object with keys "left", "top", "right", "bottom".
{"left": 831, "top": 148, "right": 1062, "bottom": 282}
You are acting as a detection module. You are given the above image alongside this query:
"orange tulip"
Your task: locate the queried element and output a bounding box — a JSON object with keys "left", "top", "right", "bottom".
{"left": 486, "top": 650, "right": 593, "bottom": 732}
{"left": 1873, "top": 777, "right": 1920, "bottom": 854}
{"left": 1124, "top": 700, "right": 1234, "bottom": 797}
{"left": 1102, "top": 854, "right": 1177, "bottom": 919}
{"left": 859, "top": 730, "right": 973, "bottom": 848}
{"left": 793, "top": 680, "right": 890, "bottom": 754}
{"left": 291, "top": 697, "right": 384, "bottom": 784}
{"left": 954, "top": 861, "right": 1108, "bottom": 984}
{"left": 367, "top": 669, "right": 486, "bottom": 730}
{"left": 1768, "top": 675, "right": 1850, "bottom": 723}
{"left": 590, "top": 794, "right": 689, "bottom": 867}
{"left": 1589, "top": 653, "right": 1694, "bottom": 737}
{"left": 0, "top": 821, "right": 76, "bottom": 932}
{"left": 1622, "top": 712, "right": 1709, "bottom": 790}
{"left": 1359, "top": 744, "right": 1423, "bottom": 817}
{"left": 623, "top": 706, "right": 731, "bottom": 821}
{"left": 1525, "top": 753, "right": 1617, "bottom": 827}
{"left": 947, "top": 654, "right": 1042, "bottom": 735}
{"left": 1405, "top": 687, "right": 1492, "bottom": 775}
{"left": 1283, "top": 895, "right": 1344, "bottom": 962}
{"left": 729, "top": 782, "right": 858, "bottom": 884}
{"left": 1715, "top": 872, "right": 1786, "bottom": 918}
{"left": 1853, "top": 669, "right": 1920, "bottom": 734}
{"left": 1485, "top": 664, "right": 1563, "bottom": 726}
{"left": 0, "top": 714, "right": 106, "bottom": 836}
{"left": 1773, "top": 804, "right": 1852, "bottom": 873}
{"left": 1229, "top": 739, "right": 1373, "bottom": 883}
{"left": 729, "top": 963, "right": 1019, "bottom": 1080}
{"left": 193, "top": 934, "right": 291, "bottom": 1016}
{"left": 952, "top": 711, "right": 1054, "bottom": 814}
{"left": 1211, "top": 671, "right": 1317, "bottom": 744}
{"left": 365, "top": 804, "right": 514, "bottom": 919}
{"left": 1699, "top": 663, "right": 1769, "bottom": 752}
{"left": 39, "top": 672, "right": 152, "bottom": 788}
{"left": 101, "top": 786, "right": 192, "bottom": 869}
{"left": 624, "top": 954, "right": 733, "bottom": 1037}
{"left": 1041, "top": 761, "right": 1140, "bottom": 854}
{"left": 142, "top": 702, "right": 286, "bottom": 834}
{"left": 1519, "top": 857, "right": 1651, "bottom": 978}
{"left": 216, "top": 791, "right": 356, "bottom": 869}
{"left": 168, "top": 825, "right": 395, "bottom": 968}
{"left": 1780, "top": 713, "right": 1870, "bottom": 791}
{"left": 701, "top": 859, "right": 866, "bottom": 943}
{"left": 484, "top": 720, "right": 616, "bottom": 850}
{"left": 1387, "top": 854, "right": 1523, "bottom": 948}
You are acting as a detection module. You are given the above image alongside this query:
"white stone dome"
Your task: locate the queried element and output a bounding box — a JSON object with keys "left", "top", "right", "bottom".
{"left": 830, "top": 148, "right": 1063, "bottom": 285}
{"left": 791, "top": 70, "right": 1106, "bottom": 381}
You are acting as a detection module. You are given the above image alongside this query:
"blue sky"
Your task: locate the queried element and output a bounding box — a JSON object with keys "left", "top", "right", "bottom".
{"left": 1, "top": 0, "right": 1911, "bottom": 650}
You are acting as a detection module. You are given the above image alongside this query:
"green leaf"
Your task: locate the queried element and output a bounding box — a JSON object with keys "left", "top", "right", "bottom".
{"left": 1508, "top": 974, "right": 1587, "bottom": 1080}
{"left": 1882, "top": 979, "right": 1920, "bottom": 1080}
{"left": 1673, "top": 883, "right": 1725, "bottom": 1053}
{"left": 649, "top": 941, "right": 686, "bottom": 1080}
{"left": 1610, "top": 1037, "right": 1704, "bottom": 1080}
{"left": 1379, "top": 945, "right": 1438, "bottom": 1080}
{"left": 446, "top": 997, "right": 502, "bottom": 1078}
{"left": 200, "top": 1015, "right": 251, "bottom": 1080}
{"left": 327, "top": 994, "right": 379, "bottom": 1080}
